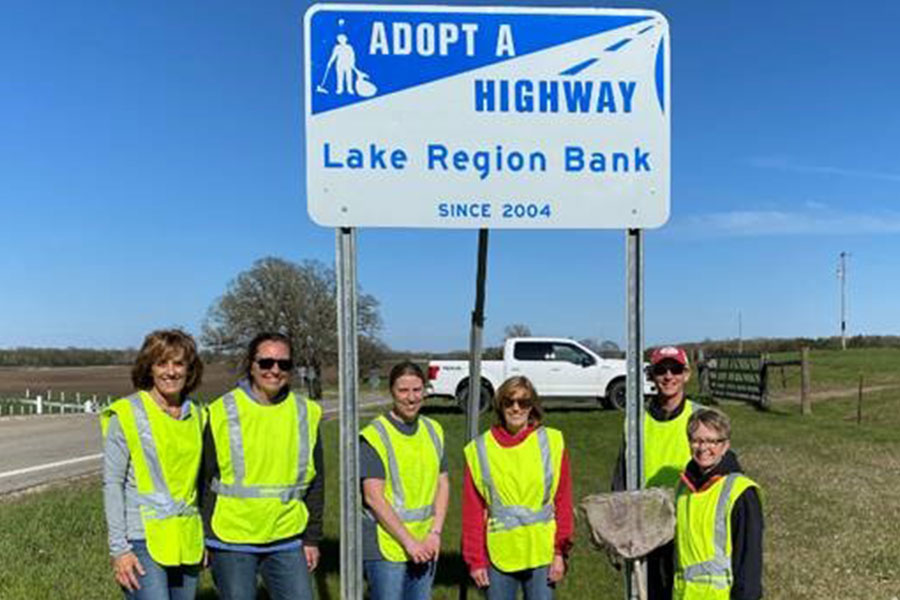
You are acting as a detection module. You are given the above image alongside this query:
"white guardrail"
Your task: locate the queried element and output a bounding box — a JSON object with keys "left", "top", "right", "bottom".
{"left": 0, "top": 391, "right": 112, "bottom": 416}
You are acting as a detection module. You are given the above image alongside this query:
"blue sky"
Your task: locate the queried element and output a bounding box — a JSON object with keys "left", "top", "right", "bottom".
{"left": 2, "top": 0, "right": 898, "bottom": 352}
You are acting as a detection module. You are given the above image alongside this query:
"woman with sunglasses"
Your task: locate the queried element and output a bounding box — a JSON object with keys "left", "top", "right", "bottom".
{"left": 102, "top": 329, "right": 205, "bottom": 600}
{"left": 201, "top": 332, "right": 324, "bottom": 600}
{"left": 462, "top": 376, "right": 573, "bottom": 599}
{"left": 673, "top": 408, "right": 763, "bottom": 600}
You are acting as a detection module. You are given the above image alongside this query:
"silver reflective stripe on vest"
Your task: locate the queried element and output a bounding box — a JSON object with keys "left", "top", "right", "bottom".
{"left": 371, "top": 417, "right": 440, "bottom": 522}
{"left": 127, "top": 393, "right": 198, "bottom": 519}
{"left": 212, "top": 392, "right": 311, "bottom": 504}
{"left": 476, "top": 426, "right": 555, "bottom": 532}
{"left": 422, "top": 418, "right": 443, "bottom": 462}
{"left": 681, "top": 473, "right": 738, "bottom": 588}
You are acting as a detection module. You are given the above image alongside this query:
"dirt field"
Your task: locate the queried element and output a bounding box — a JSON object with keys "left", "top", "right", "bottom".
{"left": 0, "top": 363, "right": 242, "bottom": 403}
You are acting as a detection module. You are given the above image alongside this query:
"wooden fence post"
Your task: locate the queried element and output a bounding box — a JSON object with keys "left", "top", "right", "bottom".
{"left": 800, "top": 347, "right": 812, "bottom": 415}
{"left": 857, "top": 374, "right": 863, "bottom": 425}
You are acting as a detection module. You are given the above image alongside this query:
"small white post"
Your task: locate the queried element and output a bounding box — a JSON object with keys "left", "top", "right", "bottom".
{"left": 25, "top": 388, "right": 30, "bottom": 399}
{"left": 36, "top": 395, "right": 43, "bottom": 415}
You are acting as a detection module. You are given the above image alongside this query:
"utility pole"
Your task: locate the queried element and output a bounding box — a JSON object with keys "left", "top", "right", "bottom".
{"left": 738, "top": 310, "right": 743, "bottom": 353}
{"left": 837, "top": 252, "right": 848, "bottom": 350}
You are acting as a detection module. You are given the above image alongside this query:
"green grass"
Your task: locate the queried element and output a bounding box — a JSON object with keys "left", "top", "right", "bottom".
{"left": 764, "top": 347, "right": 900, "bottom": 395}
{"left": 3, "top": 389, "right": 900, "bottom": 599}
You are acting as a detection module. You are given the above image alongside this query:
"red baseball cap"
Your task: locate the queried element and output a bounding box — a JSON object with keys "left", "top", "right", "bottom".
{"left": 650, "top": 346, "right": 689, "bottom": 366}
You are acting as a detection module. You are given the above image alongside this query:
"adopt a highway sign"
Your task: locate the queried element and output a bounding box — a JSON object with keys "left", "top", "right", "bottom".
{"left": 304, "top": 4, "right": 670, "bottom": 229}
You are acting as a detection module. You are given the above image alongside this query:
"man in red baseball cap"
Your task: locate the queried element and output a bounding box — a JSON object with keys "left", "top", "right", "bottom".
{"left": 611, "top": 345, "right": 697, "bottom": 600}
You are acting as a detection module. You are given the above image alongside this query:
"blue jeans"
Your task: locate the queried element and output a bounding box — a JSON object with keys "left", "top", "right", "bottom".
{"left": 485, "top": 565, "right": 554, "bottom": 600}
{"left": 211, "top": 547, "right": 314, "bottom": 600}
{"left": 122, "top": 540, "right": 199, "bottom": 600}
{"left": 364, "top": 559, "right": 437, "bottom": 600}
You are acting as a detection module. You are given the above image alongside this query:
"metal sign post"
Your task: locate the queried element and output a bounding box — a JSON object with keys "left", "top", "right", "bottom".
{"left": 624, "top": 228, "right": 646, "bottom": 599}
{"left": 466, "top": 228, "right": 490, "bottom": 442}
{"left": 336, "top": 227, "right": 363, "bottom": 600}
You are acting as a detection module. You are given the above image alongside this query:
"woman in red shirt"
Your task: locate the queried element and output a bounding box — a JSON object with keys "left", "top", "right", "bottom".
{"left": 461, "top": 376, "right": 574, "bottom": 599}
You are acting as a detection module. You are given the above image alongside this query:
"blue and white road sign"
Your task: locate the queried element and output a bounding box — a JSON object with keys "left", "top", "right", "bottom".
{"left": 304, "top": 4, "right": 670, "bottom": 229}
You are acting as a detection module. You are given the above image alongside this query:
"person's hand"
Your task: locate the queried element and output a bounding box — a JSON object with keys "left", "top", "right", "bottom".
{"left": 470, "top": 567, "right": 490, "bottom": 588}
{"left": 422, "top": 531, "right": 442, "bottom": 561}
{"left": 605, "top": 547, "right": 623, "bottom": 571}
{"left": 112, "top": 552, "right": 145, "bottom": 592}
{"left": 548, "top": 554, "right": 566, "bottom": 583}
{"left": 402, "top": 538, "right": 431, "bottom": 563}
{"left": 304, "top": 545, "right": 320, "bottom": 572}
{"left": 203, "top": 549, "right": 210, "bottom": 569}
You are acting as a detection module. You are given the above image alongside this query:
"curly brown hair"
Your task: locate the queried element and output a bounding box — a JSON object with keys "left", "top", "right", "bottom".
{"left": 131, "top": 329, "right": 203, "bottom": 397}
{"left": 492, "top": 375, "right": 544, "bottom": 427}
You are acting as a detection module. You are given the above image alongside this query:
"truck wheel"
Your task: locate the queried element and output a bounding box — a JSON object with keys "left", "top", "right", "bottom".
{"left": 603, "top": 379, "right": 627, "bottom": 410}
{"left": 456, "top": 381, "right": 492, "bottom": 414}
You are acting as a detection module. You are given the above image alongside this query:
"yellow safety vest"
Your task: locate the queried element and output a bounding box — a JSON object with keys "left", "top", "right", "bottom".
{"left": 463, "top": 426, "right": 564, "bottom": 573}
{"left": 642, "top": 399, "right": 697, "bottom": 489}
{"left": 100, "top": 391, "right": 204, "bottom": 566}
{"left": 673, "top": 473, "right": 760, "bottom": 600}
{"left": 208, "top": 387, "right": 322, "bottom": 544}
{"left": 360, "top": 414, "right": 444, "bottom": 562}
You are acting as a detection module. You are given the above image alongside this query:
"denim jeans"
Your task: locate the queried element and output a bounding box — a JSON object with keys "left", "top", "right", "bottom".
{"left": 122, "top": 540, "right": 199, "bottom": 600}
{"left": 364, "top": 559, "right": 437, "bottom": 600}
{"left": 211, "top": 547, "right": 314, "bottom": 600}
{"left": 484, "top": 565, "right": 554, "bottom": 600}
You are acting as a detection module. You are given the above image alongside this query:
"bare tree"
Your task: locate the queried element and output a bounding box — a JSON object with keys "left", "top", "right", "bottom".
{"left": 202, "top": 256, "right": 384, "bottom": 397}
{"left": 503, "top": 323, "right": 532, "bottom": 340}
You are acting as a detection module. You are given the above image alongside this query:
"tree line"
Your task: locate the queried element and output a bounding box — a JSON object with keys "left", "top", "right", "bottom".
{"left": 0, "top": 347, "right": 137, "bottom": 367}
{"left": 682, "top": 335, "right": 900, "bottom": 355}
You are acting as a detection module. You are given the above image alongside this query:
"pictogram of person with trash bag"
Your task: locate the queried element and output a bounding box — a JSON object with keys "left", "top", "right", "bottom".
{"left": 317, "top": 28, "right": 377, "bottom": 98}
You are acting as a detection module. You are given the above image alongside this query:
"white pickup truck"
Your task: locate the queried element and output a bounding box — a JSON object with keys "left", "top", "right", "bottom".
{"left": 427, "top": 337, "right": 653, "bottom": 412}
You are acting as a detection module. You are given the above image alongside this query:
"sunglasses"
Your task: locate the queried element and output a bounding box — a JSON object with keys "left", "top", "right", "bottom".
{"left": 255, "top": 358, "right": 294, "bottom": 371}
{"left": 502, "top": 397, "right": 533, "bottom": 409}
{"left": 651, "top": 363, "right": 685, "bottom": 376}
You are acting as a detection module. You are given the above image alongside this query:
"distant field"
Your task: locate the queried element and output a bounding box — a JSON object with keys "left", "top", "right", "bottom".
{"left": 0, "top": 363, "right": 242, "bottom": 403}
{"left": 767, "top": 347, "right": 900, "bottom": 394}
{"left": 2, "top": 385, "right": 899, "bottom": 598}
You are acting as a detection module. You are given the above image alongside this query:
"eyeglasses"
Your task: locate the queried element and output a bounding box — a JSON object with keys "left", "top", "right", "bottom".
{"left": 255, "top": 358, "right": 294, "bottom": 372}
{"left": 689, "top": 437, "right": 727, "bottom": 447}
{"left": 502, "top": 398, "right": 533, "bottom": 410}
{"left": 651, "top": 363, "right": 685, "bottom": 376}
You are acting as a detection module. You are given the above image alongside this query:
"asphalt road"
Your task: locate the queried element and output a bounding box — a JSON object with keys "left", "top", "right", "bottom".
{"left": 0, "top": 395, "right": 390, "bottom": 496}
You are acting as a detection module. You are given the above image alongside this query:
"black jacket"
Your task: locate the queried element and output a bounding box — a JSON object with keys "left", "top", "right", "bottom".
{"left": 680, "top": 450, "right": 763, "bottom": 600}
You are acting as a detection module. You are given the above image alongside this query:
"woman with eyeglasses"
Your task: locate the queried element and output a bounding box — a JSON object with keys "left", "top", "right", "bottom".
{"left": 102, "top": 329, "right": 205, "bottom": 600}
{"left": 200, "top": 332, "right": 324, "bottom": 600}
{"left": 462, "top": 376, "right": 573, "bottom": 600}
{"left": 610, "top": 345, "right": 699, "bottom": 600}
{"left": 673, "top": 408, "right": 763, "bottom": 600}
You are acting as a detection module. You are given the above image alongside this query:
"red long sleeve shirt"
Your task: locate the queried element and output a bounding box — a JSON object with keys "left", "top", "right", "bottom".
{"left": 461, "top": 424, "right": 574, "bottom": 572}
